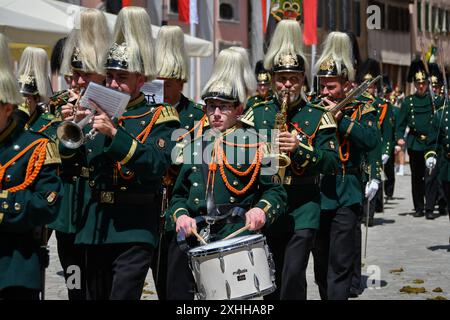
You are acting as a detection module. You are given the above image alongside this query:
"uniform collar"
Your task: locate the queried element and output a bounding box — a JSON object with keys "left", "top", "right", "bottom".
{"left": 0, "top": 120, "right": 17, "bottom": 144}
{"left": 126, "top": 93, "right": 146, "bottom": 110}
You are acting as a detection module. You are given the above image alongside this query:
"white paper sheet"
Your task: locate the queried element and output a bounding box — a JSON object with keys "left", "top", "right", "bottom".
{"left": 80, "top": 82, "right": 130, "bottom": 119}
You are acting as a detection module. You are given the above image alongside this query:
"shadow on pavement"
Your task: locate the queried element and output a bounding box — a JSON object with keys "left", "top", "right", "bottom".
{"left": 427, "top": 244, "right": 450, "bottom": 252}
{"left": 373, "top": 218, "right": 395, "bottom": 225}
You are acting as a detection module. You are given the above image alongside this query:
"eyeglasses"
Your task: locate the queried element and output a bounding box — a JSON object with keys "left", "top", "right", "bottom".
{"left": 205, "top": 104, "right": 236, "bottom": 114}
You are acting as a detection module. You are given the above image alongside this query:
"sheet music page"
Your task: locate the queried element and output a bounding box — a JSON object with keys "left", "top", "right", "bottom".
{"left": 141, "top": 79, "right": 164, "bottom": 104}
{"left": 80, "top": 82, "right": 130, "bottom": 119}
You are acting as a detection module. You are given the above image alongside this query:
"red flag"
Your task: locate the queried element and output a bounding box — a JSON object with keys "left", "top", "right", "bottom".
{"left": 262, "top": 0, "right": 268, "bottom": 34}
{"left": 178, "top": 0, "right": 190, "bottom": 23}
{"left": 303, "top": 0, "right": 317, "bottom": 45}
{"left": 122, "top": 0, "right": 132, "bottom": 7}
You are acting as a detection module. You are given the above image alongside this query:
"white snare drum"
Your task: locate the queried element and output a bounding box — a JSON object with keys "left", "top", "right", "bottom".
{"left": 188, "top": 234, "right": 276, "bottom": 300}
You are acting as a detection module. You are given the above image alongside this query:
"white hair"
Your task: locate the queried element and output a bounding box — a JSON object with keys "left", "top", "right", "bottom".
{"left": 18, "top": 47, "right": 51, "bottom": 100}
{"left": 229, "top": 46, "right": 257, "bottom": 96}
{"left": 264, "top": 19, "right": 307, "bottom": 71}
{"left": 202, "top": 48, "right": 248, "bottom": 104}
{"left": 155, "top": 25, "right": 189, "bottom": 81}
{"left": 61, "top": 8, "right": 111, "bottom": 75}
{"left": 111, "top": 6, "right": 156, "bottom": 79}
{"left": 314, "top": 31, "right": 355, "bottom": 81}
{"left": 0, "top": 33, "right": 22, "bottom": 105}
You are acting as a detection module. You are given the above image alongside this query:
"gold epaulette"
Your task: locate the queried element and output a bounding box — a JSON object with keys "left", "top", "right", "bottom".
{"left": 155, "top": 105, "right": 180, "bottom": 125}
{"left": 240, "top": 107, "right": 255, "bottom": 127}
{"left": 319, "top": 111, "right": 337, "bottom": 130}
{"left": 44, "top": 140, "right": 62, "bottom": 165}
{"left": 252, "top": 100, "right": 266, "bottom": 109}
{"left": 18, "top": 103, "right": 30, "bottom": 116}
{"left": 361, "top": 103, "right": 376, "bottom": 115}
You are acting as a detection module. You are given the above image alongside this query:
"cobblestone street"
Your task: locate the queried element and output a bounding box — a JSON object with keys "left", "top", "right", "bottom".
{"left": 45, "top": 166, "right": 450, "bottom": 300}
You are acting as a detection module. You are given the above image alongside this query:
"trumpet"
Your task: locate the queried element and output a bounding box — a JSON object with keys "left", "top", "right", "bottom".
{"left": 56, "top": 88, "right": 98, "bottom": 149}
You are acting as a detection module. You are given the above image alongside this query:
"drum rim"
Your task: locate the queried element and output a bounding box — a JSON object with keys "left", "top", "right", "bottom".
{"left": 188, "top": 234, "right": 266, "bottom": 256}
{"left": 197, "top": 284, "right": 276, "bottom": 300}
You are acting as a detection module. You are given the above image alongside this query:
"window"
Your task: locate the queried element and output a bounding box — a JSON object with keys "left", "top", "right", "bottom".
{"left": 353, "top": 0, "right": 360, "bottom": 36}
{"left": 317, "top": 0, "right": 324, "bottom": 28}
{"left": 425, "top": 3, "right": 430, "bottom": 32}
{"left": 326, "top": 0, "right": 337, "bottom": 30}
{"left": 387, "top": 5, "right": 409, "bottom": 32}
{"left": 417, "top": 1, "right": 422, "bottom": 31}
{"left": 169, "top": 0, "right": 179, "bottom": 14}
{"left": 339, "top": 0, "right": 351, "bottom": 32}
{"left": 219, "top": 0, "right": 239, "bottom": 22}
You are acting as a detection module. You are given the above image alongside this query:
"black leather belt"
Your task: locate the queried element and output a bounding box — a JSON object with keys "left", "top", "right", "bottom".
{"left": 92, "top": 190, "right": 157, "bottom": 205}
{"left": 284, "top": 175, "right": 320, "bottom": 186}
{"left": 409, "top": 129, "right": 428, "bottom": 141}
{"left": 332, "top": 167, "right": 361, "bottom": 175}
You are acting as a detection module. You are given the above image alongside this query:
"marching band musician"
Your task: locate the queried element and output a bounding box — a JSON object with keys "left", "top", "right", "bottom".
{"left": 0, "top": 33, "right": 63, "bottom": 300}
{"left": 312, "top": 31, "right": 380, "bottom": 300}
{"left": 60, "top": 6, "right": 180, "bottom": 300}
{"left": 396, "top": 58, "right": 443, "bottom": 219}
{"left": 152, "top": 25, "right": 205, "bottom": 300}
{"left": 242, "top": 20, "right": 340, "bottom": 300}
{"left": 246, "top": 60, "right": 273, "bottom": 110}
{"left": 166, "top": 48, "right": 287, "bottom": 300}
{"left": 13, "top": 47, "right": 54, "bottom": 134}
{"left": 49, "top": 8, "right": 111, "bottom": 300}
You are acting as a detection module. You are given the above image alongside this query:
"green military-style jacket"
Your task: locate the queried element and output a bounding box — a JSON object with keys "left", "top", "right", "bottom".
{"left": 321, "top": 99, "right": 380, "bottom": 210}
{"left": 397, "top": 93, "right": 444, "bottom": 151}
{"left": 425, "top": 105, "right": 450, "bottom": 182}
{"left": 0, "top": 120, "right": 62, "bottom": 290}
{"left": 163, "top": 94, "right": 205, "bottom": 233}
{"left": 241, "top": 97, "right": 340, "bottom": 231}
{"left": 59, "top": 94, "right": 180, "bottom": 247}
{"left": 245, "top": 90, "right": 274, "bottom": 110}
{"left": 168, "top": 125, "right": 287, "bottom": 240}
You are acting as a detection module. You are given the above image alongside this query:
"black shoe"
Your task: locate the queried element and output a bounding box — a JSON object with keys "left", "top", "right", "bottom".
{"left": 368, "top": 217, "right": 374, "bottom": 227}
{"left": 413, "top": 211, "right": 424, "bottom": 217}
{"left": 349, "top": 288, "right": 362, "bottom": 298}
{"left": 426, "top": 212, "right": 439, "bottom": 220}
{"left": 439, "top": 208, "right": 449, "bottom": 216}
{"left": 386, "top": 196, "right": 394, "bottom": 201}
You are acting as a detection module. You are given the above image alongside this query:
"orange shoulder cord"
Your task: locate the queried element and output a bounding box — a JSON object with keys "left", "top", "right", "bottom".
{"left": 177, "top": 115, "right": 207, "bottom": 142}
{"left": 338, "top": 107, "right": 360, "bottom": 163}
{"left": 38, "top": 121, "right": 53, "bottom": 133}
{"left": 378, "top": 103, "right": 388, "bottom": 127}
{"left": 0, "top": 138, "right": 48, "bottom": 192}
{"left": 206, "top": 137, "right": 264, "bottom": 196}
{"left": 115, "top": 106, "right": 164, "bottom": 180}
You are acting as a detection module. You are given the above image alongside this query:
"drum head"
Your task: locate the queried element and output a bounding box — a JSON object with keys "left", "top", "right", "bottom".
{"left": 189, "top": 234, "right": 263, "bottom": 256}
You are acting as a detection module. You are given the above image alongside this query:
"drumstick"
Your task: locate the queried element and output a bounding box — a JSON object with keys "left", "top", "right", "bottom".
{"left": 223, "top": 224, "right": 251, "bottom": 241}
{"left": 191, "top": 229, "right": 207, "bottom": 245}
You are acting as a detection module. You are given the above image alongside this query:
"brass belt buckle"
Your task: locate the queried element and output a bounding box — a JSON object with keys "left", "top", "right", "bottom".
{"left": 283, "top": 176, "right": 292, "bottom": 185}
{"left": 100, "top": 191, "right": 115, "bottom": 204}
{"left": 80, "top": 167, "right": 90, "bottom": 178}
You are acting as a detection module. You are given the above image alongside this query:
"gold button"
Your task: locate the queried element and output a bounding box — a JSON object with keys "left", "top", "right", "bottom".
{"left": 305, "top": 121, "right": 310, "bottom": 126}
{"left": 229, "top": 197, "right": 236, "bottom": 203}
{"left": 193, "top": 182, "right": 199, "bottom": 187}
{"left": 120, "top": 187, "right": 127, "bottom": 191}
{"left": 312, "top": 157, "right": 317, "bottom": 162}
{"left": 306, "top": 154, "right": 311, "bottom": 159}
{"left": 192, "top": 166, "right": 198, "bottom": 172}
{"left": 72, "top": 176, "right": 78, "bottom": 182}
{"left": 263, "top": 120, "right": 267, "bottom": 125}
{"left": 265, "top": 107, "right": 269, "bottom": 111}
{"left": 237, "top": 164, "right": 242, "bottom": 169}
{"left": 189, "top": 114, "right": 193, "bottom": 118}
{"left": 194, "top": 198, "right": 200, "bottom": 205}
{"left": 308, "top": 108, "right": 312, "bottom": 113}
{"left": 5, "top": 175, "right": 11, "bottom": 182}
{"left": 14, "top": 203, "right": 21, "bottom": 211}
{"left": 13, "top": 145, "right": 20, "bottom": 151}
{"left": 2, "top": 202, "right": 9, "bottom": 210}
{"left": 89, "top": 181, "right": 95, "bottom": 187}
{"left": 140, "top": 120, "right": 146, "bottom": 126}
{"left": 233, "top": 180, "right": 239, "bottom": 186}
{"left": 185, "top": 125, "right": 190, "bottom": 129}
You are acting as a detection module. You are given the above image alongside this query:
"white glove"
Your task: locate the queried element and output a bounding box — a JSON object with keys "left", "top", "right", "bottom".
{"left": 382, "top": 154, "right": 389, "bottom": 165}
{"left": 426, "top": 157, "right": 437, "bottom": 169}
{"left": 365, "top": 179, "right": 380, "bottom": 201}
